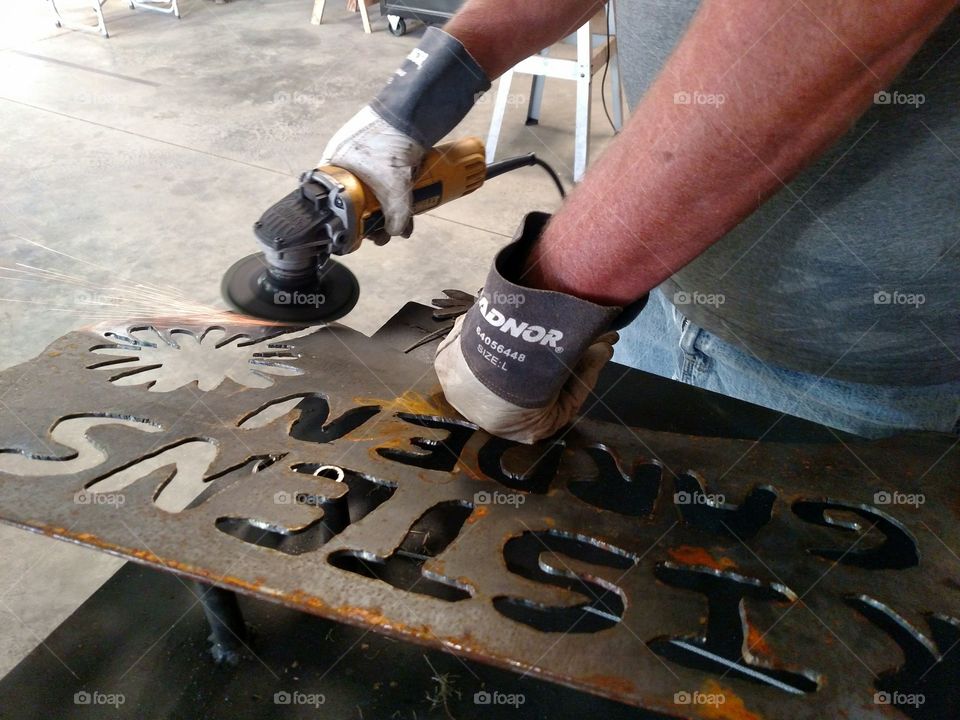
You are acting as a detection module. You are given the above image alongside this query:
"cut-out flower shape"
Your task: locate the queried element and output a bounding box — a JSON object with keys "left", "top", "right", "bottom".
{"left": 88, "top": 326, "right": 319, "bottom": 392}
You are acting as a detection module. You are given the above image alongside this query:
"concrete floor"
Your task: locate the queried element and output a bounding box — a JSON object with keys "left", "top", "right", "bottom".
{"left": 0, "top": 0, "right": 616, "bottom": 682}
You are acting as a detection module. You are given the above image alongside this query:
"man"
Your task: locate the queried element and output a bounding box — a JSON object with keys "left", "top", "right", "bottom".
{"left": 321, "top": 0, "right": 960, "bottom": 443}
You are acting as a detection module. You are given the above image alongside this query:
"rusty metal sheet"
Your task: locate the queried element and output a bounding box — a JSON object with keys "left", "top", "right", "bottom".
{"left": 0, "top": 321, "right": 956, "bottom": 719}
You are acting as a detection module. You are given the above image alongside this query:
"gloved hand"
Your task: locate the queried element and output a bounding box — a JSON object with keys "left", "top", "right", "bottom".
{"left": 435, "top": 213, "right": 632, "bottom": 445}
{"left": 320, "top": 106, "right": 425, "bottom": 242}
{"left": 319, "top": 27, "right": 490, "bottom": 245}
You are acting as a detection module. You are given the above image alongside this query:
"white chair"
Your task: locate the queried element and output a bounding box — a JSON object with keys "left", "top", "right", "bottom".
{"left": 485, "top": 3, "right": 623, "bottom": 182}
{"left": 129, "top": 0, "right": 180, "bottom": 19}
{"left": 47, "top": 0, "right": 180, "bottom": 38}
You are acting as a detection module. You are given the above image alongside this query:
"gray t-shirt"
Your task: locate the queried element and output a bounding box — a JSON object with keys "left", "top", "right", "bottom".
{"left": 616, "top": 1, "right": 960, "bottom": 385}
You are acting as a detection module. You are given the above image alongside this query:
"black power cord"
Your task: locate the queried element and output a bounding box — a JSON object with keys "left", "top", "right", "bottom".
{"left": 600, "top": 6, "right": 618, "bottom": 134}
{"left": 485, "top": 154, "right": 566, "bottom": 199}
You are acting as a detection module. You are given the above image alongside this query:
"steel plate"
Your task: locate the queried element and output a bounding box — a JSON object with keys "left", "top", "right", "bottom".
{"left": 0, "top": 320, "right": 956, "bottom": 719}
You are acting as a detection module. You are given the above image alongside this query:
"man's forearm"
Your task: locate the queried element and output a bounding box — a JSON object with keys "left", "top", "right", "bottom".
{"left": 522, "top": 0, "right": 957, "bottom": 306}
{"left": 445, "top": 0, "right": 604, "bottom": 79}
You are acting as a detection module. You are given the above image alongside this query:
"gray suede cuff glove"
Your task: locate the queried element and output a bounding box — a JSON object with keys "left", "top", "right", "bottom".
{"left": 371, "top": 27, "right": 491, "bottom": 148}
{"left": 459, "top": 212, "right": 622, "bottom": 409}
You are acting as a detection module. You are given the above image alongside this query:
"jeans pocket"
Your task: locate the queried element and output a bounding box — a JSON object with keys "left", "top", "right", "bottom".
{"left": 677, "top": 318, "right": 710, "bottom": 383}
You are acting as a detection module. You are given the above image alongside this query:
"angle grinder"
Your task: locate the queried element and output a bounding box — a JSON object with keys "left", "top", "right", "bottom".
{"left": 222, "top": 137, "right": 565, "bottom": 323}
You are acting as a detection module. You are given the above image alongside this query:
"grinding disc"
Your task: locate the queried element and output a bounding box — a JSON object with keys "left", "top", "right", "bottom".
{"left": 221, "top": 253, "right": 359, "bottom": 323}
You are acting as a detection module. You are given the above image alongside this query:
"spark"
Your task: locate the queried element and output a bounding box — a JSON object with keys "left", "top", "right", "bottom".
{"left": 0, "top": 237, "right": 292, "bottom": 327}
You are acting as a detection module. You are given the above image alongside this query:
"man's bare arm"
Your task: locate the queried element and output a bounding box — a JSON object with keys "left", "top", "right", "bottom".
{"left": 522, "top": 0, "right": 958, "bottom": 306}
{"left": 445, "top": 0, "right": 604, "bottom": 79}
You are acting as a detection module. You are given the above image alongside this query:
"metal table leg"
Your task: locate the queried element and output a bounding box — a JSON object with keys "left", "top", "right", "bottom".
{"left": 194, "top": 583, "right": 248, "bottom": 666}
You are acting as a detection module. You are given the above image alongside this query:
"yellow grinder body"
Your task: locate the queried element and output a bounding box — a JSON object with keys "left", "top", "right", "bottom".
{"left": 316, "top": 136, "right": 487, "bottom": 247}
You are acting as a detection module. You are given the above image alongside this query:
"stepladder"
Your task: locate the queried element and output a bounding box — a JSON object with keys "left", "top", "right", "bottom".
{"left": 485, "top": 3, "right": 623, "bottom": 183}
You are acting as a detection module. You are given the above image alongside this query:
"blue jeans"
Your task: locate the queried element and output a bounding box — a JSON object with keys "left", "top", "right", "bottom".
{"left": 614, "top": 290, "right": 960, "bottom": 438}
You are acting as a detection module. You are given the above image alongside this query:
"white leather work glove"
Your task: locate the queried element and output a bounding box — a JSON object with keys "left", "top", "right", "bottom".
{"left": 436, "top": 213, "right": 641, "bottom": 445}
{"left": 320, "top": 106, "right": 424, "bottom": 242}
{"left": 319, "top": 27, "right": 490, "bottom": 246}
{"left": 436, "top": 317, "right": 619, "bottom": 444}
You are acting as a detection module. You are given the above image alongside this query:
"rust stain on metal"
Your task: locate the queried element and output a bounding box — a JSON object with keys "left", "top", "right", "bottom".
{"left": 283, "top": 590, "right": 330, "bottom": 612}
{"left": 332, "top": 604, "right": 491, "bottom": 657}
{"left": 700, "top": 681, "right": 762, "bottom": 720}
{"left": 468, "top": 505, "right": 489, "bottom": 522}
{"left": 580, "top": 674, "right": 635, "bottom": 695}
{"left": 353, "top": 389, "right": 453, "bottom": 418}
{"left": 41, "top": 525, "right": 273, "bottom": 597}
{"left": 667, "top": 545, "right": 737, "bottom": 571}
{"left": 745, "top": 620, "right": 773, "bottom": 657}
